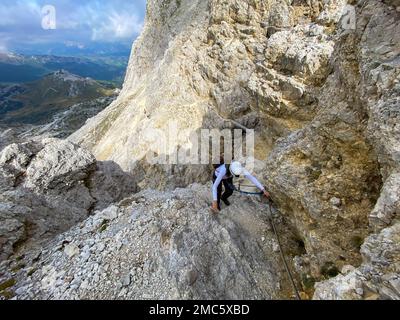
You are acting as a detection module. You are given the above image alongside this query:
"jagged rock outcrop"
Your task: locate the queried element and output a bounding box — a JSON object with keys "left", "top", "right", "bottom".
{"left": 308, "top": 1, "right": 400, "bottom": 299}
{"left": 314, "top": 223, "right": 400, "bottom": 300}
{"left": 0, "top": 185, "right": 303, "bottom": 300}
{"left": 68, "top": 0, "right": 400, "bottom": 299}
{"left": 0, "top": 139, "right": 137, "bottom": 262}
{"left": 1, "top": 0, "right": 398, "bottom": 300}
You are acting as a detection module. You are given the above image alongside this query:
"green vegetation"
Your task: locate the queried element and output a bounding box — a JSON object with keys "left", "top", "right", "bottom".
{"left": 27, "top": 268, "right": 37, "bottom": 277}
{"left": 351, "top": 235, "right": 364, "bottom": 250}
{"left": 306, "top": 166, "right": 322, "bottom": 182}
{"left": 97, "top": 80, "right": 123, "bottom": 89}
{"left": 11, "top": 263, "right": 26, "bottom": 273}
{"left": 99, "top": 219, "right": 110, "bottom": 233}
{"left": 301, "top": 274, "right": 316, "bottom": 290}
{"left": 0, "top": 54, "right": 128, "bottom": 84}
{"left": 0, "top": 290, "right": 15, "bottom": 300}
{"left": 320, "top": 262, "right": 340, "bottom": 279}
{"left": 0, "top": 62, "right": 48, "bottom": 83}
{"left": 0, "top": 278, "right": 16, "bottom": 291}
{"left": 15, "top": 255, "right": 25, "bottom": 262}
{"left": 0, "top": 71, "right": 117, "bottom": 125}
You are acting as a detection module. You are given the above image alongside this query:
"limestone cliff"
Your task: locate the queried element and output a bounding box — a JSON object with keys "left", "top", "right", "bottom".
{"left": 1, "top": 0, "right": 398, "bottom": 300}
{"left": 69, "top": 0, "right": 399, "bottom": 299}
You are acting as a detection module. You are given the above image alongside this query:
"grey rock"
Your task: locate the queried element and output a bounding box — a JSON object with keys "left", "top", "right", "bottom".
{"left": 0, "top": 138, "right": 138, "bottom": 262}
{"left": 341, "top": 265, "right": 356, "bottom": 275}
{"left": 64, "top": 244, "right": 79, "bottom": 258}
{"left": 314, "top": 223, "right": 400, "bottom": 300}
{"left": 186, "top": 270, "right": 198, "bottom": 286}
{"left": 120, "top": 274, "right": 131, "bottom": 288}
{"left": 23, "top": 138, "right": 96, "bottom": 194}
{"left": 1, "top": 0, "right": 399, "bottom": 302}
{"left": 5, "top": 185, "right": 294, "bottom": 300}
{"left": 330, "top": 197, "right": 342, "bottom": 208}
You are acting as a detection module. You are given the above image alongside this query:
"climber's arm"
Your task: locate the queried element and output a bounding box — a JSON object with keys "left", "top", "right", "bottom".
{"left": 243, "top": 169, "right": 270, "bottom": 198}
{"left": 212, "top": 166, "right": 226, "bottom": 201}
{"left": 243, "top": 169, "right": 265, "bottom": 191}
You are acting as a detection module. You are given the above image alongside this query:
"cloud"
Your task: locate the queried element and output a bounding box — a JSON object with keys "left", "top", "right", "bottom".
{"left": 0, "top": 1, "right": 42, "bottom": 27}
{"left": 91, "top": 10, "right": 144, "bottom": 41}
{"left": 0, "top": 44, "right": 8, "bottom": 53}
{"left": 0, "top": 0, "right": 147, "bottom": 54}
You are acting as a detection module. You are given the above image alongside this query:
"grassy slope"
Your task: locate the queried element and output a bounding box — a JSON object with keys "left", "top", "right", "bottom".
{"left": 0, "top": 75, "right": 116, "bottom": 125}
{"left": 0, "top": 55, "right": 128, "bottom": 84}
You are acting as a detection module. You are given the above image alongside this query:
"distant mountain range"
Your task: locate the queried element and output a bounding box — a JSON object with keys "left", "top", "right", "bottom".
{"left": 0, "top": 53, "right": 128, "bottom": 84}
{"left": 0, "top": 69, "right": 117, "bottom": 124}
{"left": 0, "top": 96, "right": 116, "bottom": 151}
{"left": 0, "top": 70, "right": 118, "bottom": 149}
{"left": 11, "top": 41, "right": 132, "bottom": 59}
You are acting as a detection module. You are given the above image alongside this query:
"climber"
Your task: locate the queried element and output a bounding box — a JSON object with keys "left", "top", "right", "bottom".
{"left": 211, "top": 158, "right": 270, "bottom": 213}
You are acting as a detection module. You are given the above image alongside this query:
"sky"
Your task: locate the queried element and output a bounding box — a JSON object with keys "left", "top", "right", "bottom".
{"left": 0, "top": 0, "right": 147, "bottom": 56}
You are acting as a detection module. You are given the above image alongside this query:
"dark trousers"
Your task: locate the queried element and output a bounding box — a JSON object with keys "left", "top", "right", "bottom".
{"left": 213, "top": 175, "right": 234, "bottom": 210}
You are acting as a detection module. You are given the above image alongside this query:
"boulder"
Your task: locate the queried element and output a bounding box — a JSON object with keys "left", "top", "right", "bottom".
{"left": 0, "top": 139, "right": 137, "bottom": 262}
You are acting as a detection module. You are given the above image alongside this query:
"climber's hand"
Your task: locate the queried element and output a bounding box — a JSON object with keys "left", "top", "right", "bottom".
{"left": 263, "top": 190, "right": 271, "bottom": 199}
{"left": 211, "top": 201, "right": 220, "bottom": 213}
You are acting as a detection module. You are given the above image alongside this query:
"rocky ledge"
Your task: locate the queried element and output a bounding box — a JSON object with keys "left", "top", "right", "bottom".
{"left": 0, "top": 184, "right": 304, "bottom": 300}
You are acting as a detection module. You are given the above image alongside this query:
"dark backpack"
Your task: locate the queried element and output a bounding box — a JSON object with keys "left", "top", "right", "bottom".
{"left": 213, "top": 163, "right": 234, "bottom": 178}
{"left": 225, "top": 164, "right": 233, "bottom": 178}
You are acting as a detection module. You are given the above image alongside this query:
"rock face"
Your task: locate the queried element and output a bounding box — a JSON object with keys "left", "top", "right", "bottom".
{"left": 1, "top": 0, "right": 398, "bottom": 300}
{"left": 0, "top": 185, "right": 303, "bottom": 300}
{"left": 68, "top": 0, "right": 400, "bottom": 299}
{"left": 0, "top": 139, "right": 137, "bottom": 262}
{"left": 314, "top": 223, "right": 400, "bottom": 300}
{"left": 308, "top": 1, "right": 400, "bottom": 299}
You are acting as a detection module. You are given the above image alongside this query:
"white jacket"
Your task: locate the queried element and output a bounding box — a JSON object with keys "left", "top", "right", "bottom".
{"left": 212, "top": 164, "right": 265, "bottom": 201}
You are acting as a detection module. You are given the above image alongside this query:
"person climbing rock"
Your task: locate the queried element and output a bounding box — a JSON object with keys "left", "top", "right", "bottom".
{"left": 211, "top": 158, "right": 270, "bottom": 213}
